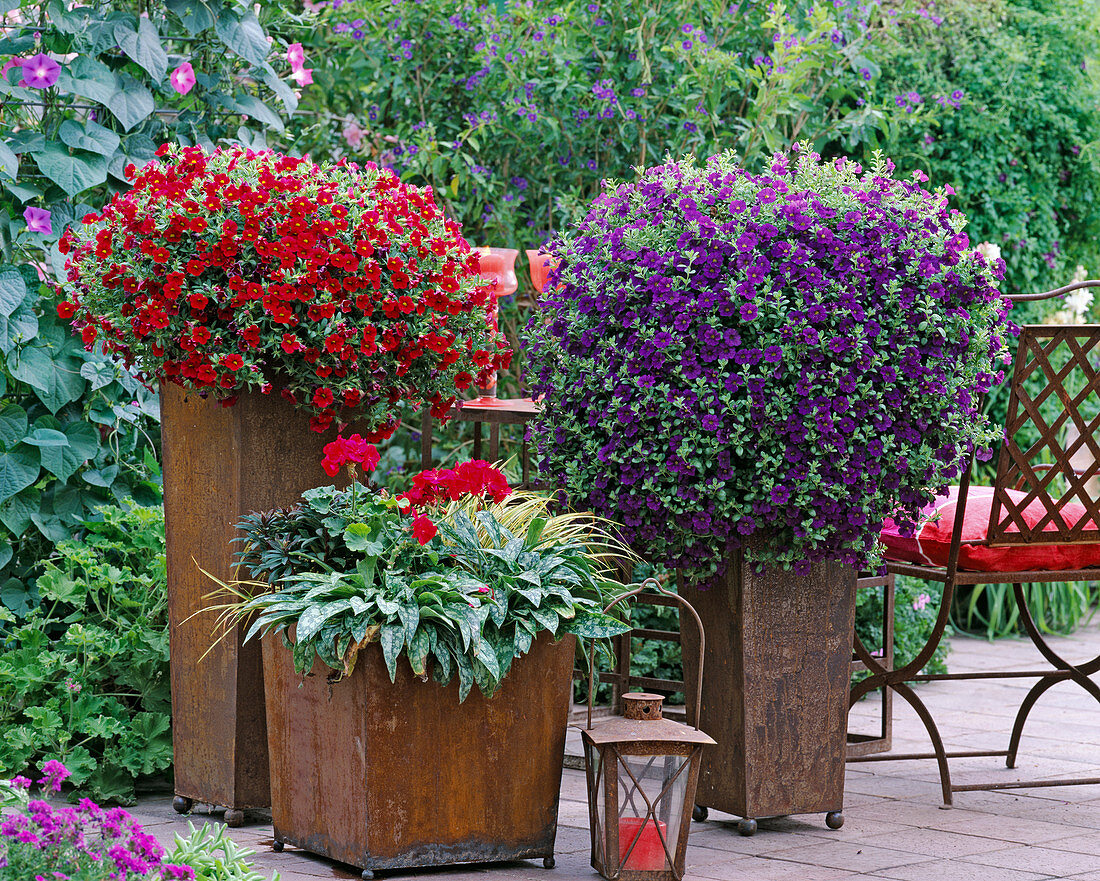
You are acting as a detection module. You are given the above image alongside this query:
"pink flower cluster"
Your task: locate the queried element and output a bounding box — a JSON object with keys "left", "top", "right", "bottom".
{"left": 1, "top": 761, "right": 196, "bottom": 880}
{"left": 287, "top": 42, "right": 313, "bottom": 87}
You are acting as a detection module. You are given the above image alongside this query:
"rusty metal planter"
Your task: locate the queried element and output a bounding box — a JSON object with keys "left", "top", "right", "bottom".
{"left": 161, "top": 383, "right": 339, "bottom": 816}
{"left": 263, "top": 632, "right": 576, "bottom": 874}
{"left": 679, "top": 538, "right": 857, "bottom": 832}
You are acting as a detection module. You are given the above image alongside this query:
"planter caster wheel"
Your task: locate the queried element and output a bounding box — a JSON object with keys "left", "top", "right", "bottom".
{"left": 272, "top": 840, "right": 284, "bottom": 853}
{"left": 542, "top": 857, "right": 556, "bottom": 870}
{"left": 224, "top": 809, "right": 245, "bottom": 828}
{"left": 172, "top": 796, "right": 193, "bottom": 815}
{"left": 825, "top": 811, "right": 844, "bottom": 830}
{"left": 692, "top": 805, "right": 709, "bottom": 822}
{"left": 736, "top": 818, "right": 757, "bottom": 837}
{"left": 361, "top": 871, "right": 375, "bottom": 880}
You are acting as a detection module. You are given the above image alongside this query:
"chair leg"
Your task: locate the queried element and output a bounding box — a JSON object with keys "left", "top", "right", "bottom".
{"left": 1006, "top": 581, "right": 1100, "bottom": 767}
{"left": 890, "top": 680, "right": 955, "bottom": 807}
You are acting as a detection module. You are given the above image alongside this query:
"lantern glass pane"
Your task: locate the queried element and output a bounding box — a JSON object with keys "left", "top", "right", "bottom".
{"left": 615, "top": 752, "right": 689, "bottom": 872}
{"left": 585, "top": 740, "right": 607, "bottom": 867}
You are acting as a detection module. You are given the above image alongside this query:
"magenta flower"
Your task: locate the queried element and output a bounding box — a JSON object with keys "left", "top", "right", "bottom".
{"left": 23, "top": 206, "right": 52, "bottom": 235}
{"left": 1, "top": 56, "right": 22, "bottom": 82}
{"left": 21, "top": 53, "right": 60, "bottom": 89}
{"left": 290, "top": 66, "right": 313, "bottom": 87}
{"left": 287, "top": 42, "right": 306, "bottom": 70}
{"left": 170, "top": 62, "right": 196, "bottom": 95}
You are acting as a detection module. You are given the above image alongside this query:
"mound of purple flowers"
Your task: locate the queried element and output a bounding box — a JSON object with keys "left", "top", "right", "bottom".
{"left": 0, "top": 761, "right": 194, "bottom": 880}
{"left": 525, "top": 148, "right": 1013, "bottom": 582}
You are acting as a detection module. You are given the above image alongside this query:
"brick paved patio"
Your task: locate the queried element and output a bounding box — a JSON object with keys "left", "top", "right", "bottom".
{"left": 129, "top": 627, "right": 1100, "bottom": 881}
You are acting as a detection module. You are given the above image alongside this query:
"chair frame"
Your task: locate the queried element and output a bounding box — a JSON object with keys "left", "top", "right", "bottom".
{"left": 849, "top": 280, "right": 1100, "bottom": 804}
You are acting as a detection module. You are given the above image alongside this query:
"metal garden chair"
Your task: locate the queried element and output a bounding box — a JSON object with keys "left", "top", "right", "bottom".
{"left": 849, "top": 280, "right": 1100, "bottom": 805}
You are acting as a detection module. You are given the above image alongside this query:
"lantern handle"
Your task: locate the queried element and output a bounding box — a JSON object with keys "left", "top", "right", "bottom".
{"left": 586, "top": 577, "right": 706, "bottom": 731}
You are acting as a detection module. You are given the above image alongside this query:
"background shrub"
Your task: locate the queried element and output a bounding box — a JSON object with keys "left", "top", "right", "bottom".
{"left": 0, "top": 503, "right": 169, "bottom": 804}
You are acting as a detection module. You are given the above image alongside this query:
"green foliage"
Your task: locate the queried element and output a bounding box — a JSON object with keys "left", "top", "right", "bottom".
{"left": 873, "top": 0, "right": 1100, "bottom": 301}
{"left": 1, "top": 0, "right": 305, "bottom": 271}
{"left": 0, "top": 503, "right": 170, "bottom": 804}
{"left": 166, "top": 822, "right": 281, "bottom": 881}
{"left": 0, "top": 0, "right": 305, "bottom": 615}
{"left": 952, "top": 581, "right": 1099, "bottom": 640}
{"left": 0, "top": 265, "right": 161, "bottom": 615}
{"left": 287, "top": 0, "right": 917, "bottom": 248}
{"left": 856, "top": 577, "right": 949, "bottom": 677}
{"left": 233, "top": 487, "right": 629, "bottom": 701}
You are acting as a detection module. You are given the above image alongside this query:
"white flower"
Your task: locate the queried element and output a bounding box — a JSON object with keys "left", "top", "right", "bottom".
{"left": 975, "top": 241, "right": 1001, "bottom": 263}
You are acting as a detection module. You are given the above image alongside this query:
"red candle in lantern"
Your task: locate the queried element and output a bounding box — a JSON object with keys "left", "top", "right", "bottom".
{"left": 618, "top": 817, "right": 668, "bottom": 871}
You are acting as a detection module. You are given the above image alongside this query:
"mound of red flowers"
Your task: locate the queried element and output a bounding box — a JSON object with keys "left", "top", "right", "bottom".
{"left": 57, "top": 144, "right": 511, "bottom": 435}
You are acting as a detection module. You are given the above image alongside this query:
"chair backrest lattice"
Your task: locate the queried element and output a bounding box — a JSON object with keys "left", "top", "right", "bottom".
{"left": 988, "top": 322, "right": 1100, "bottom": 546}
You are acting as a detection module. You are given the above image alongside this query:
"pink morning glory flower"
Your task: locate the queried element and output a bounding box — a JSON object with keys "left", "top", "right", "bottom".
{"left": 170, "top": 62, "right": 196, "bottom": 95}
{"left": 23, "top": 206, "right": 52, "bottom": 235}
{"left": 1, "top": 56, "right": 22, "bottom": 83}
{"left": 290, "top": 66, "right": 313, "bottom": 87}
{"left": 21, "top": 53, "right": 60, "bottom": 89}
{"left": 287, "top": 42, "right": 305, "bottom": 70}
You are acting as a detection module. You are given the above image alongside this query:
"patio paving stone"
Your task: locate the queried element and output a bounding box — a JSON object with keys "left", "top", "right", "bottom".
{"left": 121, "top": 626, "right": 1100, "bottom": 881}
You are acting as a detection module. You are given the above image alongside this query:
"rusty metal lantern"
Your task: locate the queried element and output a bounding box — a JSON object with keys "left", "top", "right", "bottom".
{"left": 581, "top": 579, "right": 716, "bottom": 881}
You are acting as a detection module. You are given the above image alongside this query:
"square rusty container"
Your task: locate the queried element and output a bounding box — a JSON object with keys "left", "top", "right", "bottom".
{"left": 161, "top": 383, "right": 342, "bottom": 816}
{"left": 679, "top": 539, "right": 857, "bottom": 832}
{"left": 263, "top": 632, "right": 576, "bottom": 874}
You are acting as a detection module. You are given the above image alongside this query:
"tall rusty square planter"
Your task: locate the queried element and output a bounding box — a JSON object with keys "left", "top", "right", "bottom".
{"left": 160, "top": 383, "right": 339, "bottom": 817}
{"left": 679, "top": 539, "right": 857, "bottom": 832}
{"left": 262, "top": 633, "right": 576, "bottom": 875}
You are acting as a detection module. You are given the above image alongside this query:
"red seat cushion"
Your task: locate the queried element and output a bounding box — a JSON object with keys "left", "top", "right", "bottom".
{"left": 881, "top": 486, "right": 1100, "bottom": 572}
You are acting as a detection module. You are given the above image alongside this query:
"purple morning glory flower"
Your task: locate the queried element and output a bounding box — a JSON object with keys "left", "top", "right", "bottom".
{"left": 23, "top": 206, "right": 52, "bottom": 234}
{"left": 21, "top": 52, "right": 61, "bottom": 89}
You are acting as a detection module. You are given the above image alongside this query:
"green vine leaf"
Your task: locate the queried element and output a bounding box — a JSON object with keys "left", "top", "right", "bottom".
{"left": 0, "top": 445, "right": 40, "bottom": 505}
{"left": 114, "top": 18, "right": 168, "bottom": 84}
{"left": 0, "top": 265, "right": 26, "bottom": 317}
{"left": 105, "top": 75, "right": 155, "bottom": 132}
{"left": 214, "top": 8, "right": 269, "bottom": 68}
{"left": 31, "top": 143, "right": 108, "bottom": 198}
{"left": 59, "top": 119, "right": 121, "bottom": 158}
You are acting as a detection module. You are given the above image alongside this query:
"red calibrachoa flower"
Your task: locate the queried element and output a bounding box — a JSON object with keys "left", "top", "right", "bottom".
{"left": 56, "top": 144, "right": 512, "bottom": 436}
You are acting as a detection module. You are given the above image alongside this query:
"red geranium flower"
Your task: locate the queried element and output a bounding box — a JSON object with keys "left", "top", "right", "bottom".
{"left": 411, "top": 514, "right": 437, "bottom": 545}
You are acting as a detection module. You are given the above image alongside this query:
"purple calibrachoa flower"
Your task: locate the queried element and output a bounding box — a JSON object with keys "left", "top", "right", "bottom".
{"left": 525, "top": 148, "right": 1014, "bottom": 583}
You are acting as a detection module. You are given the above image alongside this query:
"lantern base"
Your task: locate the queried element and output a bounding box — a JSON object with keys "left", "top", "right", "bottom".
{"left": 691, "top": 805, "right": 708, "bottom": 822}
{"left": 736, "top": 818, "right": 758, "bottom": 837}
{"left": 825, "top": 811, "right": 845, "bottom": 830}
{"left": 543, "top": 857, "right": 556, "bottom": 869}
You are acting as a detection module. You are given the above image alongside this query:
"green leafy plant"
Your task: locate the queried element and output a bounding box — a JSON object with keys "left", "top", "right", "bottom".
{"left": 0, "top": 503, "right": 170, "bottom": 804}
{"left": 0, "top": 0, "right": 307, "bottom": 616}
{"left": 952, "top": 581, "right": 1098, "bottom": 640}
{"left": 872, "top": 0, "right": 1100, "bottom": 301}
{"left": 225, "top": 439, "right": 630, "bottom": 701}
{"left": 166, "top": 822, "right": 281, "bottom": 881}
{"left": 290, "top": 0, "right": 922, "bottom": 248}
